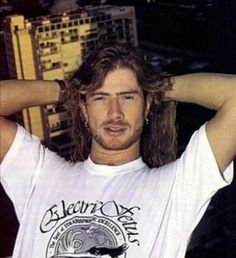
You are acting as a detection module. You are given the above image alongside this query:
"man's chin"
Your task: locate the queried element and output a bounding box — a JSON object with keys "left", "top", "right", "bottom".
{"left": 100, "top": 141, "right": 132, "bottom": 151}
{"left": 95, "top": 138, "right": 137, "bottom": 151}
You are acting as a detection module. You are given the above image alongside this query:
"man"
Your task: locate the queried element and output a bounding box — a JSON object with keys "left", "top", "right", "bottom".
{"left": 0, "top": 43, "right": 235, "bottom": 258}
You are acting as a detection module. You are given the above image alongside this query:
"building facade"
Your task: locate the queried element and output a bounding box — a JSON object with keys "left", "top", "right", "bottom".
{"left": 3, "top": 5, "right": 138, "bottom": 157}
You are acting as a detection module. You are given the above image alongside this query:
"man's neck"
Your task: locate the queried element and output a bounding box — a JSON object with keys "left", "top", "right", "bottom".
{"left": 90, "top": 143, "right": 140, "bottom": 166}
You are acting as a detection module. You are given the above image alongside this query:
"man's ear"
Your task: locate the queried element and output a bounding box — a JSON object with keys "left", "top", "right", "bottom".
{"left": 79, "top": 101, "right": 88, "bottom": 122}
{"left": 144, "top": 94, "right": 153, "bottom": 118}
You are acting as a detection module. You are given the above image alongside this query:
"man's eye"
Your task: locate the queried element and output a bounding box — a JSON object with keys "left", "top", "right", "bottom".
{"left": 93, "top": 97, "right": 104, "bottom": 101}
{"left": 124, "top": 95, "right": 134, "bottom": 100}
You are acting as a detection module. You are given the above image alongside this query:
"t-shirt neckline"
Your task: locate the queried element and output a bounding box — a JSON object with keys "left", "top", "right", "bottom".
{"left": 84, "top": 156, "right": 147, "bottom": 176}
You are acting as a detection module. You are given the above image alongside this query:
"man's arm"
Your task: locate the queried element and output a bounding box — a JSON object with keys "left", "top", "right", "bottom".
{"left": 0, "top": 80, "right": 60, "bottom": 162}
{"left": 165, "top": 73, "right": 236, "bottom": 173}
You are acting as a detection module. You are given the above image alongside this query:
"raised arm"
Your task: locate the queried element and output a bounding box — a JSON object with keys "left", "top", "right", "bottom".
{"left": 0, "top": 80, "right": 60, "bottom": 162}
{"left": 165, "top": 73, "right": 236, "bottom": 172}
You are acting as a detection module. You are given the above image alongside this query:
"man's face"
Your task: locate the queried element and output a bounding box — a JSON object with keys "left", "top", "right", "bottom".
{"left": 82, "top": 68, "right": 151, "bottom": 154}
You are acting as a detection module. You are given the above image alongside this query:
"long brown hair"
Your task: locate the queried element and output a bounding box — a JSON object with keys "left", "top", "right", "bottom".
{"left": 65, "top": 43, "right": 177, "bottom": 168}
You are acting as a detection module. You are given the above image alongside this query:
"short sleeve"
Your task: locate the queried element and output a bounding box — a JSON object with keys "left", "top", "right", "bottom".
{"left": 171, "top": 123, "right": 234, "bottom": 239}
{"left": 1, "top": 124, "right": 49, "bottom": 221}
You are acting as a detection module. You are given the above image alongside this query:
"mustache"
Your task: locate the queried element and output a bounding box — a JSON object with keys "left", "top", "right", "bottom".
{"left": 102, "top": 120, "right": 130, "bottom": 128}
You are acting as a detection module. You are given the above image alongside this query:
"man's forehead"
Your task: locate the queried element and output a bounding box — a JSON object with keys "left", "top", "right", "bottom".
{"left": 86, "top": 68, "right": 144, "bottom": 96}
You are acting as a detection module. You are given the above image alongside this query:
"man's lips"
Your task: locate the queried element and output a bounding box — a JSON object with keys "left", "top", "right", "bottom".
{"left": 103, "top": 123, "right": 128, "bottom": 134}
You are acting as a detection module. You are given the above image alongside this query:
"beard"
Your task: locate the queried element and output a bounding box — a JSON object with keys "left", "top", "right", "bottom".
{"left": 90, "top": 123, "right": 144, "bottom": 151}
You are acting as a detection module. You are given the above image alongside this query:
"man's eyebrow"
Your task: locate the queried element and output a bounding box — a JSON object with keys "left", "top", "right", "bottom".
{"left": 87, "top": 92, "right": 109, "bottom": 97}
{"left": 117, "top": 90, "right": 141, "bottom": 96}
{"left": 87, "top": 89, "right": 141, "bottom": 98}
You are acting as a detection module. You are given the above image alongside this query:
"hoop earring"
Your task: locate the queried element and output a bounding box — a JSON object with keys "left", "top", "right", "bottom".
{"left": 85, "top": 121, "right": 89, "bottom": 128}
{"left": 145, "top": 117, "right": 149, "bottom": 125}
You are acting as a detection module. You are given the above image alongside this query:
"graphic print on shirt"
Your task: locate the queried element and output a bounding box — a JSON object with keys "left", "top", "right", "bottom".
{"left": 40, "top": 200, "right": 140, "bottom": 258}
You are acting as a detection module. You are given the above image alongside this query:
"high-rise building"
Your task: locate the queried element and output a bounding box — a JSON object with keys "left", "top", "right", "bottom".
{"left": 0, "top": 31, "right": 9, "bottom": 79}
{"left": 3, "top": 5, "right": 138, "bottom": 157}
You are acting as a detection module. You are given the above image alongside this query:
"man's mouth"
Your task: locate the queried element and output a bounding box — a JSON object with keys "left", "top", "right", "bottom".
{"left": 104, "top": 124, "right": 127, "bottom": 134}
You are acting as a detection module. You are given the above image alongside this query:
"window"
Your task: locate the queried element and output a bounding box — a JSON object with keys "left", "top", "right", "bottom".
{"left": 71, "top": 35, "right": 79, "bottom": 41}
{"left": 73, "top": 14, "right": 80, "bottom": 20}
{"left": 125, "top": 19, "right": 132, "bottom": 26}
{"left": 52, "top": 62, "right": 61, "bottom": 69}
{"left": 106, "top": 21, "right": 112, "bottom": 26}
{"left": 47, "top": 108, "right": 53, "bottom": 114}
{"left": 115, "top": 19, "right": 123, "bottom": 24}
{"left": 118, "top": 33, "right": 124, "bottom": 40}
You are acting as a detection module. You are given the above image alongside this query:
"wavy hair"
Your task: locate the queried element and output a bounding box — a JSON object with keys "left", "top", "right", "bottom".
{"left": 64, "top": 43, "right": 177, "bottom": 168}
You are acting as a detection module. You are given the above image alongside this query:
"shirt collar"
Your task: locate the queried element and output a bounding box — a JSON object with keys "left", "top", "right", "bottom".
{"left": 84, "top": 156, "right": 147, "bottom": 176}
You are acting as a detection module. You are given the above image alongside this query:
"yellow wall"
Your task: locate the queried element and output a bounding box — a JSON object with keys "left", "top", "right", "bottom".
{"left": 22, "top": 107, "right": 45, "bottom": 139}
{"left": 17, "top": 30, "right": 36, "bottom": 79}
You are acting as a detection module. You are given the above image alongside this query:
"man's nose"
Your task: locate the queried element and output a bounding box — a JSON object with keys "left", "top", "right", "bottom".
{"left": 107, "top": 98, "right": 124, "bottom": 120}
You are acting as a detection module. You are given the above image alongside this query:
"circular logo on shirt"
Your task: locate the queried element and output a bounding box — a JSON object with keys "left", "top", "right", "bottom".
{"left": 46, "top": 216, "right": 128, "bottom": 258}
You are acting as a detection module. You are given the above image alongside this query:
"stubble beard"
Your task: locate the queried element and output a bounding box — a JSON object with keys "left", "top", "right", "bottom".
{"left": 91, "top": 125, "right": 144, "bottom": 151}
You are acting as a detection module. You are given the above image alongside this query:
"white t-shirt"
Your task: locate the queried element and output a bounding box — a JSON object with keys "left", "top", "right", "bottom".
{"left": 0, "top": 124, "right": 233, "bottom": 258}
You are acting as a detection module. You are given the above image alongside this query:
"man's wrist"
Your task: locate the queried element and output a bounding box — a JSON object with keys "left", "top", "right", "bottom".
{"left": 55, "top": 79, "right": 67, "bottom": 106}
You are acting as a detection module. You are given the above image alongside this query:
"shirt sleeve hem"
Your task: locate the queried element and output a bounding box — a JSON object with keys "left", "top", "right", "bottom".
{"left": 202, "top": 123, "right": 234, "bottom": 186}
{"left": 0, "top": 124, "right": 26, "bottom": 178}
